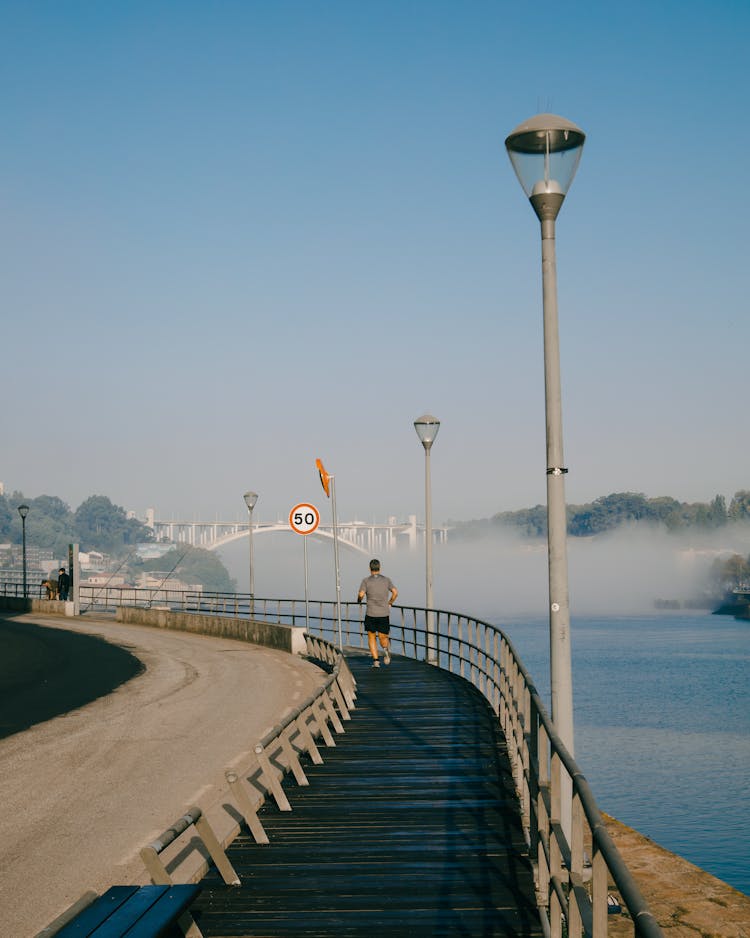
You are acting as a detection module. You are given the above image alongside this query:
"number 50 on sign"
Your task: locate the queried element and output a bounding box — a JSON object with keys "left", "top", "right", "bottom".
{"left": 289, "top": 503, "right": 320, "bottom": 535}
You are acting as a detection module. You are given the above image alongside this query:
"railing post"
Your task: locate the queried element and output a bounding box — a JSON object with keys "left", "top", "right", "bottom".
{"left": 279, "top": 727, "right": 310, "bottom": 787}
{"left": 536, "top": 721, "right": 550, "bottom": 909}
{"left": 567, "top": 791, "right": 584, "bottom": 938}
{"left": 592, "top": 845, "right": 608, "bottom": 937}
{"left": 310, "top": 699, "right": 336, "bottom": 748}
{"left": 254, "top": 743, "right": 292, "bottom": 812}
{"left": 330, "top": 678, "right": 351, "bottom": 720}
{"left": 193, "top": 813, "right": 241, "bottom": 886}
{"left": 225, "top": 770, "right": 270, "bottom": 844}
{"left": 468, "top": 618, "right": 477, "bottom": 687}
{"left": 519, "top": 684, "right": 532, "bottom": 833}
{"left": 321, "top": 689, "right": 345, "bottom": 735}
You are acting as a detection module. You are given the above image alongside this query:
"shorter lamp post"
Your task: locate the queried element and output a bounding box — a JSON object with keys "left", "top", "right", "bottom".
{"left": 243, "top": 491, "right": 258, "bottom": 615}
{"left": 414, "top": 414, "right": 440, "bottom": 663}
{"left": 17, "top": 504, "right": 29, "bottom": 598}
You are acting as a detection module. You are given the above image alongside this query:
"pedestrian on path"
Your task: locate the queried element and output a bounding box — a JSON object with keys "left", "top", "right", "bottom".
{"left": 357, "top": 559, "right": 397, "bottom": 668}
{"left": 57, "top": 567, "right": 70, "bottom": 601}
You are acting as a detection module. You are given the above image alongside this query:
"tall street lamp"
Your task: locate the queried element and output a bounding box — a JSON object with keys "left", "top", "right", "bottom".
{"left": 505, "top": 113, "right": 585, "bottom": 764}
{"left": 17, "top": 504, "right": 29, "bottom": 598}
{"left": 243, "top": 491, "right": 258, "bottom": 615}
{"left": 414, "top": 414, "right": 440, "bottom": 664}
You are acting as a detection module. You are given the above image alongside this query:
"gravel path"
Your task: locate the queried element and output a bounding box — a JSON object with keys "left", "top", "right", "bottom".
{"left": 0, "top": 613, "right": 326, "bottom": 937}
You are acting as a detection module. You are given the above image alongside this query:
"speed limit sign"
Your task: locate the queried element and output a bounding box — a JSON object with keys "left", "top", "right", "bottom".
{"left": 289, "top": 503, "right": 320, "bottom": 535}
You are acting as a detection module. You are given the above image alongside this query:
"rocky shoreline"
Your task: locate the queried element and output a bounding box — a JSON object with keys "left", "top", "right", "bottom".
{"left": 604, "top": 814, "right": 750, "bottom": 938}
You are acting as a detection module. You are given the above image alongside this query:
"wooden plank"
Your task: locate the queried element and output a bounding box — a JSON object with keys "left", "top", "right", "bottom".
{"left": 191, "top": 654, "right": 543, "bottom": 937}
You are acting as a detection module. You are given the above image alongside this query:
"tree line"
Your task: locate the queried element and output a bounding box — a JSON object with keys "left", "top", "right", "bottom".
{"left": 451, "top": 490, "right": 750, "bottom": 539}
{"left": 0, "top": 492, "right": 152, "bottom": 556}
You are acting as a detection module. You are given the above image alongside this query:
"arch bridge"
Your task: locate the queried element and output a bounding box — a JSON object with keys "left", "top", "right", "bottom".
{"left": 145, "top": 511, "right": 449, "bottom": 556}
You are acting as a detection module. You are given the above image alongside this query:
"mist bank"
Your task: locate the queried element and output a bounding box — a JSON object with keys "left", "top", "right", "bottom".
{"left": 218, "top": 522, "right": 750, "bottom": 621}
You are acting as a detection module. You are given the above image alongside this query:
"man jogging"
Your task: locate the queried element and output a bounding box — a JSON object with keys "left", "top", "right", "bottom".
{"left": 357, "top": 559, "right": 398, "bottom": 667}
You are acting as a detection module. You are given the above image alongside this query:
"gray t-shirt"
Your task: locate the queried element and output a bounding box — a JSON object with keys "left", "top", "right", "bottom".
{"left": 359, "top": 574, "right": 395, "bottom": 617}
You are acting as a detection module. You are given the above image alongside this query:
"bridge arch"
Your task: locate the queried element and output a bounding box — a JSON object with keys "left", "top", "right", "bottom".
{"left": 146, "top": 512, "right": 449, "bottom": 556}
{"left": 207, "top": 525, "right": 370, "bottom": 556}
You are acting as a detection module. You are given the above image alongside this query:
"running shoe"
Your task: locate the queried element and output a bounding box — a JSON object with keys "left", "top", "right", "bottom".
{"left": 383, "top": 647, "right": 391, "bottom": 665}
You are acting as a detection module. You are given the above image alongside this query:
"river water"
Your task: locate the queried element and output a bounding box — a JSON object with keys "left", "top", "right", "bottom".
{"left": 494, "top": 612, "right": 750, "bottom": 896}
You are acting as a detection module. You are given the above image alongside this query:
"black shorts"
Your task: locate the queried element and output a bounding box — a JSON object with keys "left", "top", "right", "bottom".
{"left": 364, "top": 615, "right": 390, "bottom": 635}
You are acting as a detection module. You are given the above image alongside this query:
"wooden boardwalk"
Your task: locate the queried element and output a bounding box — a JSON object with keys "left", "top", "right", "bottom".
{"left": 190, "top": 652, "right": 543, "bottom": 937}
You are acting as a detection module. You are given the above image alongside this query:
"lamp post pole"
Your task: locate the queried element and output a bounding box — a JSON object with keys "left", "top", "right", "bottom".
{"left": 315, "top": 459, "right": 343, "bottom": 650}
{"left": 243, "top": 491, "right": 258, "bottom": 616}
{"left": 17, "top": 504, "right": 29, "bottom": 598}
{"left": 505, "top": 114, "right": 585, "bottom": 766}
{"left": 414, "top": 414, "right": 440, "bottom": 664}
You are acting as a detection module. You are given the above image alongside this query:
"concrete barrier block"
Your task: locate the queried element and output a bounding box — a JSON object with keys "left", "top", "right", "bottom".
{"left": 291, "top": 627, "right": 307, "bottom": 656}
{"left": 114, "top": 606, "right": 296, "bottom": 655}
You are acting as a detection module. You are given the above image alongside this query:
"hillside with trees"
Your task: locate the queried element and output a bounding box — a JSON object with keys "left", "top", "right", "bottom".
{"left": 450, "top": 489, "right": 750, "bottom": 610}
{"left": 0, "top": 492, "right": 153, "bottom": 556}
{"left": 133, "top": 546, "right": 235, "bottom": 593}
{"left": 0, "top": 491, "right": 235, "bottom": 592}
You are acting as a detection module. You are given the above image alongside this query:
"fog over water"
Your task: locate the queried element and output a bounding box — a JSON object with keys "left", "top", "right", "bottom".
{"left": 219, "top": 522, "right": 750, "bottom": 621}
{"left": 220, "top": 522, "right": 750, "bottom": 895}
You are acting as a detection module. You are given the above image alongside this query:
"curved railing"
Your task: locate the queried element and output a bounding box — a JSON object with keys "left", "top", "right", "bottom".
{"left": 41, "top": 586, "right": 661, "bottom": 937}
{"left": 248, "top": 597, "right": 663, "bottom": 938}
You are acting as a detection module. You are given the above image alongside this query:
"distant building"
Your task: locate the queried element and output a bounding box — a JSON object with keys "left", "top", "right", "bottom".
{"left": 81, "top": 573, "right": 126, "bottom": 587}
{"left": 79, "top": 550, "right": 108, "bottom": 572}
{"left": 135, "top": 542, "right": 175, "bottom": 560}
{"left": 0, "top": 543, "right": 57, "bottom": 578}
{"left": 134, "top": 572, "right": 202, "bottom": 592}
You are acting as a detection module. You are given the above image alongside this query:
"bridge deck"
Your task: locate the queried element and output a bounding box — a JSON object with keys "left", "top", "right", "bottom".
{"left": 190, "top": 652, "right": 543, "bottom": 937}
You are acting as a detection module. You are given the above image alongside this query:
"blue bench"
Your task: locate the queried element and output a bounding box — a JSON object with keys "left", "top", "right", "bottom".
{"left": 52, "top": 884, "right": 202, "bottom": 937}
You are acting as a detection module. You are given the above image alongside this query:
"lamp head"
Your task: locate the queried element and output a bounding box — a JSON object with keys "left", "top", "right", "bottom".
{"left": 414, "top": 414, "right": 440, "bottom": 450}
{"left": 17, "top": 504, "right": 29, "bottom": 520}
{"left": 505, "top": 113, "right": 585, "bottom": 220}
{"left": 243, "top": 491, "right": 259, "bottom": 512}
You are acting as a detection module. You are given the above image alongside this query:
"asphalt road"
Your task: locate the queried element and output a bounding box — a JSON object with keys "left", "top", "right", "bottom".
{"left": 0, "top": 613, "right": 327, "bottom": 937}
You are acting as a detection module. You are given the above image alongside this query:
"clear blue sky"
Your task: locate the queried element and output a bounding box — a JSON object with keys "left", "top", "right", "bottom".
{"left": 2, "top": 1, "right": 748, "bottom": 526}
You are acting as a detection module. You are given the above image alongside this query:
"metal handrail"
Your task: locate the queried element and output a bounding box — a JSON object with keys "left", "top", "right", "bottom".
{"left": 0, "top": 581, "right": 46, "bottom": 599}
{"left": 249, "top": 597, "right": 662, "bottom": 938}
{"left": 9, "top": 583, "right": 660, "bottom": 936}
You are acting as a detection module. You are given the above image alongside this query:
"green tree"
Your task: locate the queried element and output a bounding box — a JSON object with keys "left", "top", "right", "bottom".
{"left": 568, "top": 492, "right": 652, "bottom": 536}
{"left": 135, "top": 546, "right": 235, "bottom": 592}
{"left": 26, "top": 495, "right": 74, "bottom": 556}
{"left": 729, "top": 491, "right": 750, "bottom": 521}
{"left": 73, "top": 495, "right": 152, "bottom": 553}
{"left": 491, "top": 504, "right": 547, "bottom": 537}
{"left": 32, "top": 495, "right": 71, "bottom": 521}
{"left": 710, "top": 553, "right": 750, "bottom": 594}
{"left": 708, "top": 495, "right": 728, "bottom": 526}
{"left": 646, "top": 496, "right": 684, "bottom": 530}
{"left": 0, "top": 496, "right": 14, "bottom": 541}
